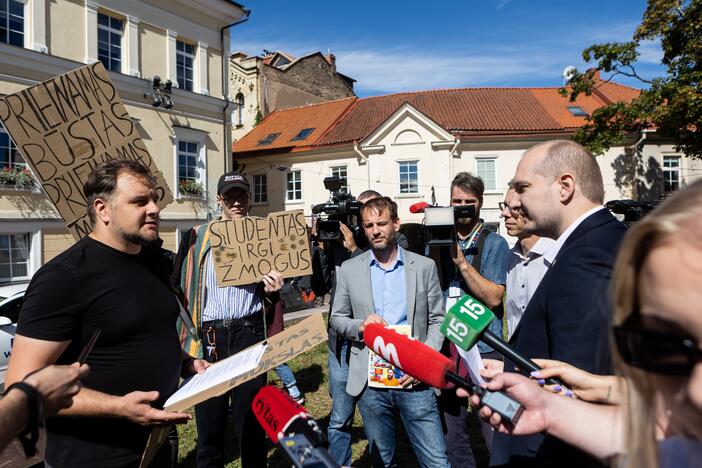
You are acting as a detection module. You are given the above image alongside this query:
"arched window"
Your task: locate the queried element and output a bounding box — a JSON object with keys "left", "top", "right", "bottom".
{"left": 234, "top": 93, "right": 245, "bottom": 126}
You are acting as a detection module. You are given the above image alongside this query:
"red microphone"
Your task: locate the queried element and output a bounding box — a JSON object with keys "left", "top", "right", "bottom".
{"left": 252, "top": 385, "right": 307, "bottom": 443}
{"left": 252, "top": 386, "right": 339, "bottom": 467}
{"left": 409, "top": 201, "right": 432, "bottom": 214}
{"left": 363, "top": 324, "right": 524, "bottom": 424}
{"left": 363, "top": 324, "right": 452, "bottom": 388}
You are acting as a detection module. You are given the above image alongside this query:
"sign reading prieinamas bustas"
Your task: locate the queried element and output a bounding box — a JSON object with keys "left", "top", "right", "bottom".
{"left": 208, "top": 209, "right": 313, "bottom": 287}
{"left": 0, "top": 62, "right": 173, "bottom": 240}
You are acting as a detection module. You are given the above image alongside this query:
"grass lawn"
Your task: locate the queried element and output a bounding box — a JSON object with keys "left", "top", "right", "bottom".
{"left": 176, "top": 317, "right": 489, "bottom": 467}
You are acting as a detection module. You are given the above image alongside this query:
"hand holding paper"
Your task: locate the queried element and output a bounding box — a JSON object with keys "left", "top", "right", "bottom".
{"left": 119, "top": 391, "right": 191, "bottom": 426}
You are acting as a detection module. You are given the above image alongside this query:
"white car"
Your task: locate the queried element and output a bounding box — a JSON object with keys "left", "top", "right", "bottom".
{"left": 0, "top": 287, "right": 27, "bottom": 391}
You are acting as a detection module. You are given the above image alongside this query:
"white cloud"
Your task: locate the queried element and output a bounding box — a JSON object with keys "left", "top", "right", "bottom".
{"left": 335, "top": 48, "right": 562, "bottom": 93}
{"left": 496, "top": 0, "right": 512, "bottom": 10}
{"left": 230, "top": 28, "right": 663, "bottom": 96}
{"left": 637, "top": 40, "right": 663, "bottom": 64}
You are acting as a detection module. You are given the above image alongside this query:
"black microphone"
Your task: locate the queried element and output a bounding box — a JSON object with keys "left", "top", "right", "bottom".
{"left": 441, "top": 294, "right": 562, "bottom": 386}
{"left": 312, "top": 203, "right": 328, "bottom": 215}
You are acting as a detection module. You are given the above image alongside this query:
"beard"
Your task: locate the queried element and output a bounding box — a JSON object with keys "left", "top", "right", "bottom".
{"left": 116, "top": 219, "right": 160, "bottom": 247}
{"left": 520, "top": 209, "right": 560, "bottom": 239}
{"left": 122, "top": 230, "right": 157, "bottom": 246}
{"left": 370, "top": 238, "right": 394, "bottom": 254}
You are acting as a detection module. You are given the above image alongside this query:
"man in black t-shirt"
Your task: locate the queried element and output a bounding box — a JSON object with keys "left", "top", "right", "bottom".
{"left": 6, "top": 160, "right": 207, "bottom": 468}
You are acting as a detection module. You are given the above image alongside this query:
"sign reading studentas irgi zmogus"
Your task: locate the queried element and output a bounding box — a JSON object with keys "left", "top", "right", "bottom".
{"left": 208, "top": 210, "right": 313, "bottom": 287}
{"left": 0, "top": 62, "right": 173, "bottom": 240}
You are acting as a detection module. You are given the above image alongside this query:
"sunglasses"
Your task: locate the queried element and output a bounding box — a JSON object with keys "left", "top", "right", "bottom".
{"left": 613, "top": 314, "right": 702, "bottom": 376}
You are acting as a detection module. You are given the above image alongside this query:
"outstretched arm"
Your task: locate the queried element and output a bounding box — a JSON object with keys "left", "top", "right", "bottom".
{"left": 460, "top": 372, "right": 625, "bottom": 460}
{"left": 7, "top": 335, "right": 191, "bottom": 426}
{"left": 0, "top": 364, "right": 88, "bottom": 451}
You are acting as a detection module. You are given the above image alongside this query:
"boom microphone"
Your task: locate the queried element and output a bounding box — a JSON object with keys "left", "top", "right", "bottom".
{"left": 252, "top": 386, "right": 339, "bottom": 467}
{"left": 442, "top": 294, "right": 561, "bottom": 386}
{"left": 409, "top": 201, "right": 432, "bottom": 214}
{"left": 363, "top": 324, "right": 524, "bottom": 424}
{"left": 312, "top": 203, "right": 328, "bottom": 215}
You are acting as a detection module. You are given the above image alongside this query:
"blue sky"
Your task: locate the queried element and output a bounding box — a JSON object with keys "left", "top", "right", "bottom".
{"left": 230, "top": 1, "right": 664, "bottom": 97}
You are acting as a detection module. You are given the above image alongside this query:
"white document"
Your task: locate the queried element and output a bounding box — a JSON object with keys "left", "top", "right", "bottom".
{"left": 164, "top": 342, "right": 267, "bottom": 409}
{"left": 446, "top": 295, "right": 494, "bottom": 448}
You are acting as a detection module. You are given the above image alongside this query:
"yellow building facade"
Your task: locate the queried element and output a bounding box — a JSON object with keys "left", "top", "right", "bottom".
{"left": 0, "top": 0, "right": 248, "bottom": 287}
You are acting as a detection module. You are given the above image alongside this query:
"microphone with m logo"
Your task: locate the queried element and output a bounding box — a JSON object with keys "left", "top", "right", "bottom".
{"left": 363, "top": 324, "right": 525, "bottom": 424}
{"left": 371, "top": 335, "right": 403, "bottom": 368}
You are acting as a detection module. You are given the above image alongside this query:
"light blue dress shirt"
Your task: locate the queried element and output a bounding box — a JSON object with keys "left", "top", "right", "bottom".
{"left": 370, "top": 247, "right": 408, "bottom": 326}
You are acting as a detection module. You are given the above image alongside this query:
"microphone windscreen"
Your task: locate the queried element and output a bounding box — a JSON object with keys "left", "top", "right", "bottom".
{"left": 311, "top": 203, "right": 327, "bottom": 215}
{"left": 409, "top": 201, "right": 431, "bottom": 214}
{"left": 363, "top": 324, "right": 452, "bottom": 389}
{"left": 252, "top": 385, "right": 307, "bottom": 443}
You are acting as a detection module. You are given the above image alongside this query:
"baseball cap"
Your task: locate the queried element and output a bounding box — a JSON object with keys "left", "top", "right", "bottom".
{"left": 217, "top": 171, "right": 250, "bottom": 195}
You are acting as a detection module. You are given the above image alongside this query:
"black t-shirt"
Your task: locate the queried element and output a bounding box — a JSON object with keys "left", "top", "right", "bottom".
{"left": 17, "top": 236, "right": 183, "bottom": 468}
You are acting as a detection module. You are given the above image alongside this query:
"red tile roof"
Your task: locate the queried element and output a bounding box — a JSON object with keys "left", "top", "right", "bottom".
{"left": 233, "top": 79, "right": 640, "bottom": 154}
{"left": 233, "top": 97, "right": 356, "bottom": 154}
{"left": 318, "top": 89, "right": 562, "bottom": 145}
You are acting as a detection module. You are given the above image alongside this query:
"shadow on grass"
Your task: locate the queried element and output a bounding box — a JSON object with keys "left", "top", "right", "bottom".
{"left": 177, "top": 412, "right": 243, "bottom": 468}
{"left": 293, "top": 363, "right": 325, "bottom": 395}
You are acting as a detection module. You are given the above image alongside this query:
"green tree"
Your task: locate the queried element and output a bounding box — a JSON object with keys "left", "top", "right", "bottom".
{"left": 562, "top": 0, "right": 702, "bottom": 157}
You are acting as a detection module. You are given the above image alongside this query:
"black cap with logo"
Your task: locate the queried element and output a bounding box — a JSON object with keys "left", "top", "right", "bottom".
{"left": 217, "top": 171, "right": 250, "bottom": 195}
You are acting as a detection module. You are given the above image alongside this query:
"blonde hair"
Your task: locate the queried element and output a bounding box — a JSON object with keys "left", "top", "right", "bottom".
{"left": 611, "top": 179, "right": 702, "bottom": 468}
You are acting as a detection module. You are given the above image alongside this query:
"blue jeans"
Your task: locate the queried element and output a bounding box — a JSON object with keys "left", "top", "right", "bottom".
{"left": 274, "top": 363, "right": 301, "bottom": 399}
{"left": 357, "top": 386, "right": 450, "bottom": 468}
{"left": 327, "top": 339, "right": 359, "bottom": 466}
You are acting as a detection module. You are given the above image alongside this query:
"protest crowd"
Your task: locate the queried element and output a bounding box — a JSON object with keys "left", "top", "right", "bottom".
{"left": 1, "top": 137, "right": 701, "bottom": 468}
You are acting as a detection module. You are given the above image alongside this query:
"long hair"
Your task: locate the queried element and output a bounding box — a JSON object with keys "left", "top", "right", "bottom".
{"left": 611, "top": 179, "right": 702, "bottom": 468}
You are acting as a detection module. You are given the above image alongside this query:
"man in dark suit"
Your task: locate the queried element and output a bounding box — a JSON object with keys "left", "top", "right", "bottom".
{"left": 489, "top": 140, "right": 626, "bottom": 467}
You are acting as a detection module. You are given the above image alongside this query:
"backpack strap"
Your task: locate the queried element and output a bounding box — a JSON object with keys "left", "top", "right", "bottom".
{"left": 469, "top": 227, "right": 491, "bottom": 274}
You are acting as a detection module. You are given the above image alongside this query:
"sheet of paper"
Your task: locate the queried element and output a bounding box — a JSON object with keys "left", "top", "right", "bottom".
{"left": 446, "top": 295, "right": 494, "bottom": 448}
{"left": 165, "top": 342, "right": 267, "bottom": 409}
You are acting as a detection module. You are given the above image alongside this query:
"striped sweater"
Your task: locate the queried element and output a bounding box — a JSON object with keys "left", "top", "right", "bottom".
{"left": 175, "top": 223, "right": 283, "bottom": 358}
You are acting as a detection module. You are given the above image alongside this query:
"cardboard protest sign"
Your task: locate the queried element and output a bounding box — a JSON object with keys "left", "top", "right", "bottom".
{"left": 0, "top": 62, "right": 173, "bottom": 240}
{"left": 140, "top": 313, "right": 327, "bottom": 467}
{"left": 208, "top": 209, "right": 313, "bottom": 286}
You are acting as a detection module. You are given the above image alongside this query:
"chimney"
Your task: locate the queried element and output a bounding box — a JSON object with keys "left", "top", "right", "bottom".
{"left": 326, "top": 53, "right": 336, "bottom": 73}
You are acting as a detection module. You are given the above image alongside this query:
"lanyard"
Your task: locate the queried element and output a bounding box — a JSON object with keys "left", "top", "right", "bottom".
{"left": 458, "top": 222, "right": 485, "bottom": 254}
{"left": 451, "top": 222, "right": 485, "bottom": 284}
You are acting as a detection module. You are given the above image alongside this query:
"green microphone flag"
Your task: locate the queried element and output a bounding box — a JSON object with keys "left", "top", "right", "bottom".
{"left": 441, "top": 294, "right": 495, "bottom": 350}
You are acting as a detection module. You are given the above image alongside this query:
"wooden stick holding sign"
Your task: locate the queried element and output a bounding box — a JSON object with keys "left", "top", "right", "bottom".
{"left": 208, "top": 209, "right": 313, "bottom": 287}
{"left": 0, "top": 62, "right": 173, "bottom": 240}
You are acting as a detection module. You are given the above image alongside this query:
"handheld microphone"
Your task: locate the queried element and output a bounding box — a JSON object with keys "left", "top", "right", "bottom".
{"left": 409, "top": 201, "right": 432, "bottom": 214}
{"left": 442, "top": 294, "right": 561, "bottom": 386}
{"left": 252, "top": 386, "right": 339, "bottom": 467}
{"left": 363, "top": 324, "right": 524, "bottom": 424}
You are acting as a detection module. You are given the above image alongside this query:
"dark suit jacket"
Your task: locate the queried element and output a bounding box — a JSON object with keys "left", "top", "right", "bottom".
{"left": 490, "top": 208, "right": 626, "bottom": 468}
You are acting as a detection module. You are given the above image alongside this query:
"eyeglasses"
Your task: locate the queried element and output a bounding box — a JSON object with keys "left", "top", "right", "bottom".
{"left": 613, "top": 314, "right": 702, "bottom": 376}
{"left": 498, "top": 202, "right": 520, "bottom": 216}
{"left": 219, "top": 192, "right": 249, "bottom": 207}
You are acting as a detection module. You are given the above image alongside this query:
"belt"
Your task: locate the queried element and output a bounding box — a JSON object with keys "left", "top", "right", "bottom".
{"left": 202, "top": 310, "right": 264, "bottom": 329}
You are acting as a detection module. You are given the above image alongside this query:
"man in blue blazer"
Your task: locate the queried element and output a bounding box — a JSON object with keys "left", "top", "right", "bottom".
{"left": 489, "top": 140, "right": 626, "bottom": 467}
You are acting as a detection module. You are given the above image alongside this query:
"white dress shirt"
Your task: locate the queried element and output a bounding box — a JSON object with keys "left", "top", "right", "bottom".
{"left": 505, "top": 237, "right": 555, "bottom": 339}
